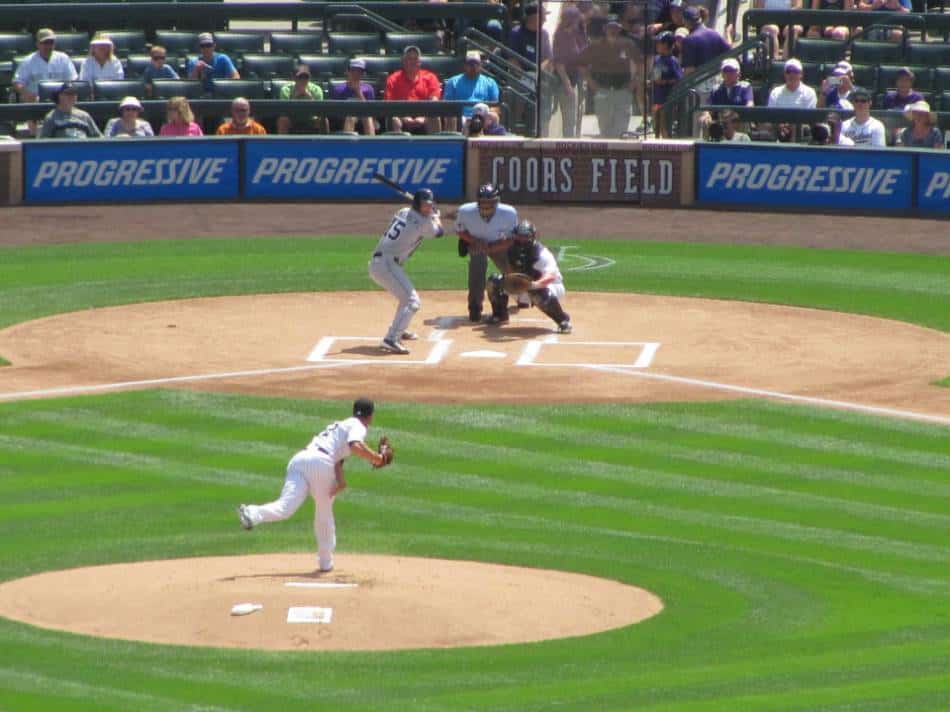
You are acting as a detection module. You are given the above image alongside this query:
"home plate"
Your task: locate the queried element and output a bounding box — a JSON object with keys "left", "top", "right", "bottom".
{"left": 460, "top": 350, "right": 507, "bottom": 359}
{"left": 287, "top": 606, "right": 333, "bottom": 624}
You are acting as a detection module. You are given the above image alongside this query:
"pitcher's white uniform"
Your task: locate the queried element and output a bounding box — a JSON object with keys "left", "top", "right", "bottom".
{"left": 369, "top": 206, "right": 443, "bottom": 345}
{"left": 241, "top": 417, "right": 368, "bottom": 571}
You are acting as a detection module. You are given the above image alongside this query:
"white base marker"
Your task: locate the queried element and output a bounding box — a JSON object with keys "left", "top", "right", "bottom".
{"left": 287, "top": 606, "right": 333, "bottom": 624}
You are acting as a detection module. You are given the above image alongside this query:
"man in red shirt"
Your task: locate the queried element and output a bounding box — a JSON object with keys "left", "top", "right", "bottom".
{"left": 384, "top": 45, "right": 442, "bottom": 134}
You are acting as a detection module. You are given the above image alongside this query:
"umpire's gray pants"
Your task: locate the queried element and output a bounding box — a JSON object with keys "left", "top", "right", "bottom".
{"left": 468, "top": 251, "right": 509, "bottom": 317}
{"left": 369, "top": 255, "right": 419, "bottom": 342}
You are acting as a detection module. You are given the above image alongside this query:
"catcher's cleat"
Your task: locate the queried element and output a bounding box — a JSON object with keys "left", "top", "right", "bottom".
{"left": 380, "top": 338, "right": 410, "bottom": 355}
{"left": 487, "top": 314, "right": 509, "bottom": 325}
{"left": 237, "top": 504, "right": 254, "bottom": 530}
{"left": 401, "top": 331, "right": 419, "bottom": 341}
{"left": 557, "top": 320, "right": 573, "bottom": 334}
{"left": 468, "top": 309, "right": 482, "bottom": 323}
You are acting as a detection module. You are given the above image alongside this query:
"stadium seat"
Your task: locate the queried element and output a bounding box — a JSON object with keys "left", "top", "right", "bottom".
{"left": 327, "top": 32, "right": 381, "bottom": 56}
{"left": 877, "top": 65, "right": 932, "bottom": 92}
{"left": 52, "top": 33, "right": 91, "bottom": 56}
{"left": 212, "top": 32, "right": 265, "bottom": 57}
{"left": 150, "top": 79, "right": 203, "bottom": 99}
{"left": 940, "top": 91, "right": 950, "bottom": 111}
{"left": 0, "top": 33, "right": 33, "bottom": 61}
{"left": 850, "top": 40, "right": 904, "bottom": 65}
{"left": 241, "top": 53, "right": 295, "bottom": 79}
{"left": 793, "top": 38, "right": 846, "bottom": 63}
{"left": 905, "top": 42, "right": 950, "bottom": 67}
{"left": 935, "top": 67, "right": 950, "bottom": 93}
{"left": 93, "top": 79, "right": 145, "bottom": 100}
{"left": 97, "top": 30, "right": 147, "bottom": 57}
{"left": 421, "top": 55, "right": 462, "bottom": 78}
{"left": 212, "top": 78, "right": 270, "bottom": 99}
{"left": 354, "top": 55, "right": 403, "bottom": 79}
{"left": 123, "top": 54, "right": 152, "bottom": 79}
{"left": 383, "top": 32, "right": 440, "bottom": 56}
{"left": 38, "top": 79, "right": 92, "bottom": 101}
{"left": 296, "top": 55, "right": 349, "bottom": 80}
{"left": 269, "top": 32, "right": 323, "bottom": 56}
{"left": 848, "top": 64, "right": 876, "bottom": 90}
{"left": 154, "top": 31, "right": 201, "bottom": 56}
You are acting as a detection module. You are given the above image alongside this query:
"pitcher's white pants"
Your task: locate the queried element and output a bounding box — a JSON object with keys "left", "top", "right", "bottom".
{"left": 244, "top": 449, "right": 337, "bottom": 571}
{"left": 369, "top": 255, "right": 420, "bottom": 342}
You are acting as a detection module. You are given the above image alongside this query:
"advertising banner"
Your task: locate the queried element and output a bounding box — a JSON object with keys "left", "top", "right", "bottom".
{"left": 24, "top": 139, "right": 239, "bottom": 203}
{"left": 244, "top": 138, "right": 465, "bottom": 200}
{"left": 697, "top": 144, "right": 914, "bottom": 211}
{"left": 917, "top": 153, "right": 950, "bottom": 214}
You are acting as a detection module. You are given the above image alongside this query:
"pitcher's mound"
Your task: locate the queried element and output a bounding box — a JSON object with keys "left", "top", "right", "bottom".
{"left": 0, "top": 554, "right": 663, "bottom": 651}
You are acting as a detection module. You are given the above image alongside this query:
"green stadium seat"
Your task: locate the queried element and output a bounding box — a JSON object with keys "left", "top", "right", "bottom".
{"left": 905, "top": 42, "right": 950, "bottom": 67}
{"left": 97, "top": 30, "right": 147, "bottom": 57}
{"left": 0, "top": 33, "right": 33, "bottom": 61}
{"left": 935, "top": 67, "right": 950, "bottom": 93}
{"left": 240, "top": 53, "right": 295, "bottom": 80}
{"left": 847, "top": 64, "right": 876, "bottom": 90}
{"left": 38, "top": 79, "right": 92, "bottom": 101}
{"left": 212, "top": 32, "right": 265, "bottom": 57}
{"left": 123, "top": 54, "right": 152, "bottom": 79}
{"left": 793, "top": 38, "right": 846, "bottom": 63}
{"left": 327, "top": 33, "right": 381, "bottom": 56}
{"left": 150, "top": 79, "right": 203, "bottom": 99}
{"left": 269, "top": 32, "right": 323, "bottom": 56}
{"left": 296, "top": 55, "right": 348, "bottom": 80}
{"left": 154, "top": 31, "right": 201, "bottom": 56}
{"left": 354, "top": 54, "right": 402, "bottom": 79}
{"left": 383, "top": 32, "right": 440, "bottom": 56}
{"left": 850, "top": 40, "right": 904, "bottom": 65}
{"left": 93, "top": 79, "right": 145, "bottom": 100}
{"left": 421, "top": 54, "right": 462, "bottom": 79}
{"left": 49, "top": 33, "right": 91, "bottom": 56}
{"left": 940, "top": 91, "right": 950, "bottom": 111}
{"left": 211, "top": 78, "right": 270, "bottom": 99}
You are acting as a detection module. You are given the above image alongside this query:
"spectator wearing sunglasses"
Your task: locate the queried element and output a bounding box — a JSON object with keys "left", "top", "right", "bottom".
{"left": 105, "top": 96, "right": 154, "bottom": 137}
{"left": 12, "top": 28, "right": 77, "bottom": 103}
{"left": 142, "top": 45, "right": 178, "bottom": 96}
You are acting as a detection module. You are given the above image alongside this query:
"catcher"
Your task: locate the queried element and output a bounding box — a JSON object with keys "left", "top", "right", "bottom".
{"left": 236, "top": 398, "right": 393, "bottom": 573}
{"left": 485, "top": 220, "right": 572, "bottom": 333}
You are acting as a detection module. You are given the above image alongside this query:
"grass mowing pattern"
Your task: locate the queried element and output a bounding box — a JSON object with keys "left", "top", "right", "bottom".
{"left": 935, "top": 377, "right": 950, "bottom": 388}
{"left": 1, "top": 390, "right": 948, "bottom": 710}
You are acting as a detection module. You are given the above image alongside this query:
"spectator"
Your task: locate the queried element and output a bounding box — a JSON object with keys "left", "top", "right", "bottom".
{"left": 650, "top": 31, "right": 682, "bottom": 137}
{"left": 216, "top": 97, "right": 267, "bottom": 135}
{"left": 104, "top": 96, "right": 154, "bottom": 137}
{"left": 39, "top": 82, "right": 102, "bottom": 138}
{"left": 650, "top": 0, "right": 687, "bottom": 36}
{"left": 79, "top": 34, "right": 124, "bottom": 84}
{"left": 159, "top": 96, "right": 203, "bottom": 136}
{"left": 673, "top": 26, "right": 689, "bottom": 57}
{"left": 466, "top": 114, "right": 485, "bottom": 137}
{"left": 276, "top": 65, "right": 325, "bottom": 135}
{"left": 384, "top": 45, "right": 442, "bottom": 134}
{"left": 840, "top": 89, "right": 885, "bottom": 146}
{"left": 553, "top": 5, "right": 589, "bottom": 138}
{"left": 898, "top": 101, "right": 942, "bottom": 149}
{"left": 719, "top": 110, "right": 751, "bottom": 141}
{"left": 709, "top": 58, "right": 754, "bottom": 106}
{"left": 442, "top": 50, "right": 500, "bottom": 132}
{"left": 882, "top": 67, "right": 923, "bottom": 111}
{"left": 12, "top": 28, "right": 77, "bottom": 103}
{"left": 505, "top": 2, "right": 554, "bottom": 136}
{"left": 680, "top": 5, "right": 730, "bottom": 102}
{"left": 142, "top": 45, "right": 178, "bottom": 98}
{"left": 576, "top": 16, "right": 639, "bottom": 139}
{"left": 755, "top": 0, "right": 803, "bottom": 59}
{"left": 810, "top": 0, "right": 854, "bottom": 42}
{"left": 809, "top": 121, "right": 832, "bottom": 144}
{"left": 187, "top": 32, "right": 239, "bottom": 91}
{"left": 768, "top": 58, "right": 817, "bottom": 107}
{"left": 329, "top": 58, "right": 376, "bottom": 135}
{"left": 818, "top": 66, "right": 854, "bottom": 110}
{"left": 862, "top": 0, "right": 910, "bottom": 40}
{"left": 472, "top": 102, "right": 507, "bottom": 135}
{"left": 826, "top": 111, "right": 854, "bottom": 145}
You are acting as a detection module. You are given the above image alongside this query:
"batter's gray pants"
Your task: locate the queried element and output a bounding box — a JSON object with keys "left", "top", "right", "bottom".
{"left": 468, "top": 251, "right": 509, "bottom": 317}
{"left": 369, "top": 255, "right": 419, "bottom": 342}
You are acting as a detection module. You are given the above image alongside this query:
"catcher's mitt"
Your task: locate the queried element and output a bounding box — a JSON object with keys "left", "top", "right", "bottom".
{"left": 375, "top": 435, "right": 394, "bottom": 469}
{"left": 502, "top": 272, "right": 533, "bottom": 295}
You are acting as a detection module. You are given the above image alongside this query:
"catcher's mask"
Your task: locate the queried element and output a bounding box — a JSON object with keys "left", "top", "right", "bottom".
{"left": 412, "top": 188, "right": 435, "bottom": 214}
{"left": 477, "top": 183, "right": 500, "bottom": 221}
{"left": 512, "top": 220, "right": 537, "bottom": 243}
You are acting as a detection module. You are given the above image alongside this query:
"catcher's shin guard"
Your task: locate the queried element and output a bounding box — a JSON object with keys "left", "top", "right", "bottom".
{"left": 487, "top": 273, "right": 509, "bottom": 320}
{"left": 536, "top": 290, "right": 569, "bottom": 326}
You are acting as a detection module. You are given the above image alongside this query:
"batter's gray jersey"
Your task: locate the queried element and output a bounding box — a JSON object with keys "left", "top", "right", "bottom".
{"left": 455, "top": 203, "right": 518, "bottom": 244}
{"left": 373, "top": 207, "right": 443, "bottom": 263}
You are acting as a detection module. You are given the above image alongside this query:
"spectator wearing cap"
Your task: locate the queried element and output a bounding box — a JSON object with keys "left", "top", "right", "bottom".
{"left": 840, "top": 89, "right": 885, "bottom": 147}
{"left": 215, "top": 97, "right": 267, "bottom": 135}
{"left": 768, "top": 58, "right": 817, "bottom": 107}
{"left": 383, "top": 45, "right": 442, "bottom": 134}
{"left": 104, "top": 96, "right": 154, "bottom": 137}
{"left": 680, "top": 6, "right": 730, "bottom": 92}
{"left": 898, "top": 101, "right": 942, "bottom": 149}
{"left": 505, "top": 2, "right": 554, "bottom": 136}
{"left": 577, "top": 15, "right": 640, "bottom": 138}
{"left": 329, "top": 58, "right": 377, "bottom": 135}
{"left": 472, "top": 102, "right": 507, "bottom": 135}
{"left": 709, "top": 58, "right": 754, "bottom": 106}
{"left": 187, "top": 32, "right": 239, "bottom": 91}
{"left": 442, "top": 50, "right": 500, "bottom": 132}
{"left": 142, "top": 45, "right": 179, "bottom": 97}
{"left": 159, "top": 96, "right": 203, "bottom": 136}
{"left": 276, "top": 65, "right": 325, "bottom": 135}
{"left": 79, "top": 33, "right": 124, "bottom": 85}
{"left": 818, "top": 65, "right": 854, "bottom": 111}
{"left": 649, "top": 31, "right": 682, "bottom": 137}
{"left": 12, "top": 28, "right": 77, "bottom": 103}
{"left": 753, "top": 0, "right": 803, "bottom": 59}
{"left": 882, "top": 67, "right": 923, "bottom": 111}
{"left": 39, "top": 82, "right": 102, "bottom": 139}
{"left": 553, "top": 5, "right": 589, "bottom": 138}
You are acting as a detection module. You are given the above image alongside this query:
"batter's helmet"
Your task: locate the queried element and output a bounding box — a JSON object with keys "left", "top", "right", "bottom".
{"left": 512, "top": 220, "right": 537, "bottom": 241}
{"left": 412, "top": 188, "right": 435, "bottom": 212}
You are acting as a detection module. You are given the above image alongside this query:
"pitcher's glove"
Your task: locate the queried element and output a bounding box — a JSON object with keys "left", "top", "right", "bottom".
{"left": 375, "top": 436, "right": 394, "bottom": 469}
{"left": 502, "top": 272, "right": 533, "bottom": 295}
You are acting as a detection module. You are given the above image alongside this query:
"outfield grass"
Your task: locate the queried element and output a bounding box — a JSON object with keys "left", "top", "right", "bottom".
{"left": 936, "top": 377, "right": 950, "bottom": 388}
{"left": 0, "top": 391, "right": 948, "bottom": 710}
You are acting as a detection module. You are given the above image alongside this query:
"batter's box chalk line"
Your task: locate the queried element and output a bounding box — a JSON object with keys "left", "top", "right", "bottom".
{"left": 305, "top": 336, "right": 450, "bottom": 365}
{"left": 516, "top": 338, "right": 661, "bottom": 369}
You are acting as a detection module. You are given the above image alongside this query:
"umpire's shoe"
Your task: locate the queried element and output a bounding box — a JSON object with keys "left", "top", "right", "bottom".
{"left": 380, "top": 338, "right": 410, "bottom": 355}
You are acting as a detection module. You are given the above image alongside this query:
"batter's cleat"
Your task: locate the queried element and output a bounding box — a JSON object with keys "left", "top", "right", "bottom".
{"left": 237, "top": 504, "right": 254, "bottom": 530}
{"left": 318, "top": 564, "right": 334, "bottom": 573}
{"left": 380, "top": 338, "right": 410, "bottom": 355}
{"left": 401, "top": 331, "right": 419, "bottom": 341}
{"left": 557, "top": 320, "right": 573, "bottom": 334}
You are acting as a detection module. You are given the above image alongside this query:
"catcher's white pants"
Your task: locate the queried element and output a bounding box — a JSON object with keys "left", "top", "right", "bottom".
{"left": 244, "top": 449, "right": 338, "bottom": 571}
{"left": 369, "top": 255, "right": 419, "bottom": 342}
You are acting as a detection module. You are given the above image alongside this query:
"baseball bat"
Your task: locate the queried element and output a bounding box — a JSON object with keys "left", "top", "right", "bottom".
{"left": 373, "top": 173, "right": 413, "bottom": 202}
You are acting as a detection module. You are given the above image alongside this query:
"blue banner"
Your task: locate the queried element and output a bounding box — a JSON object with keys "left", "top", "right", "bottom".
{"left": 24, "top": 139, "right": 239, "bottom": 203}
{"left": 243, "top": 139, "right": 464, "bottom": 200}
{"left": 697, "top": 144, "right": 913, "bottom": 211}
{"left": 917, "top": 153, "right": 950, "bottom": 214}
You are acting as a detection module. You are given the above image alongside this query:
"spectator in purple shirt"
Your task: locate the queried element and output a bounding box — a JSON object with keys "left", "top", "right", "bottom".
{"left": 680, "top": 6, "right": 730, "bottom": 100}
{"left": 882, "top": 67, "right": 923, "bottom": 111}
{"left": 651, "top": 31, "right": 682, "bottom": 136}
{"left": 553, "top": 5, "right": 589, "bottom": 137}
{"left": 818, "top": 66, "right": 855, "bottom": 110}
{"left": 708, "top": 58, "right": 754, "bottom": 106}
{"left": 329, "top": 58, "right": 377, "bottom": 135}
{"left": 506, "top": 2, "right": 555, "bottom": 136}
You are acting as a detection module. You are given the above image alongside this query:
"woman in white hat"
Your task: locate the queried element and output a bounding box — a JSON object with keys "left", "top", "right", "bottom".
{"left": 898, "top": 101, "right": 942, "bottom": 149}
{"left": 80, "top": 33, "right": 124, "bottom": 83}
{"left": 105, "top": 96, "right": 154, "bottom": 137}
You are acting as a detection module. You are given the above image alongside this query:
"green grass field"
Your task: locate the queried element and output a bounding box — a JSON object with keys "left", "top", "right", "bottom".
{"left": 0, "top": 236, "right": 948, "bottom": 710}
